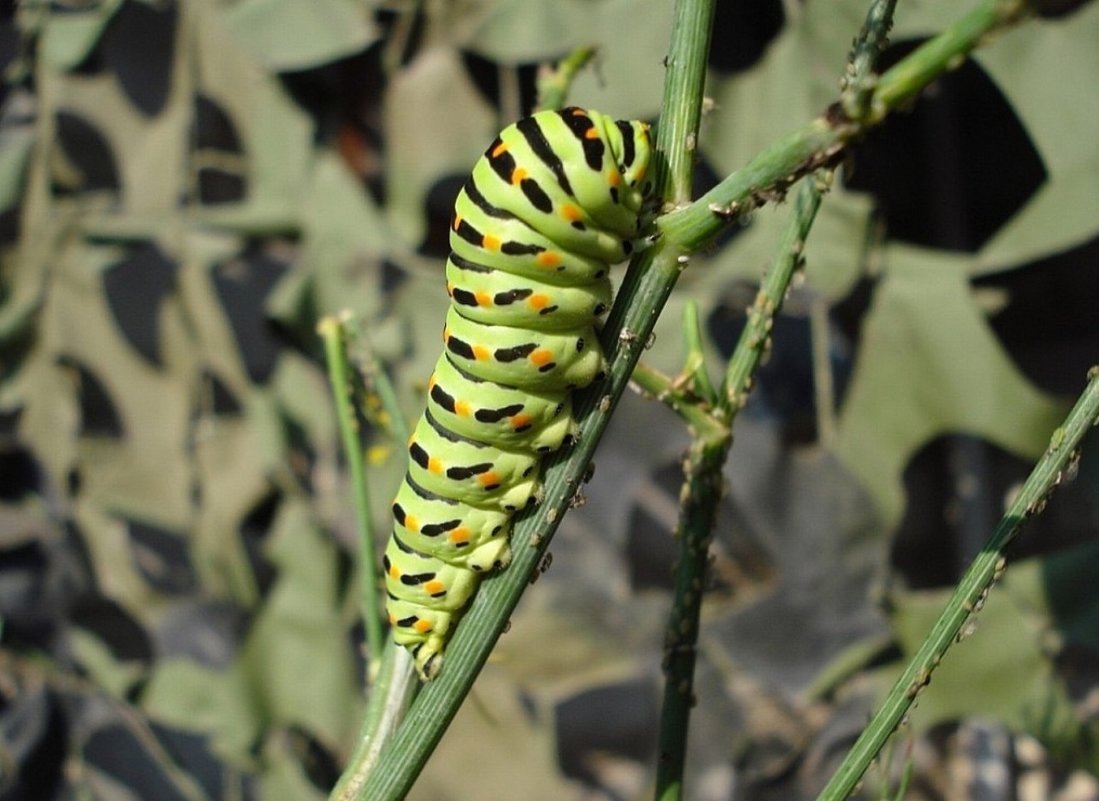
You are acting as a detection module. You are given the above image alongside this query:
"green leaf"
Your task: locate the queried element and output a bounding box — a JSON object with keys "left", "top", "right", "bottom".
{"left": 973, "top": 4, "right": 1099, "bottom": 271}
{"left": 832, "top": 247, "right": 1067, "bottom": 527}
{"left": 383, "top": 45, "right": 496, "bottom": 250}
{"left": 39, "top": 0, "right": 126, "bottom": 71}
{"left": 220, "top": 0, "right": 378, "bottom": 71}
{"left": 461, "top": 0, "right": 669, "bottom": 114}
{"left": 881, "top": 544, "right": 1099, "bottom": 770}
{"left": 0, "top": 116, "right": 34, "bottom": 215}
{"left": 292, "top": 152, "right": 393, "bottom": 322}
{"left": 224, "top": 499, "right": 360, "bottom": 755}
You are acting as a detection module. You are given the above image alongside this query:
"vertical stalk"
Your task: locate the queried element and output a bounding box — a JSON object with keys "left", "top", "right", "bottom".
{"left": 319, "top": 316, "right": 384, "bottom": 669}
{"left": 653, "top": 174, "right": 828, "bottom": 801}
{"left": 815, "top": 369, "right": 1099, "bottom": 801}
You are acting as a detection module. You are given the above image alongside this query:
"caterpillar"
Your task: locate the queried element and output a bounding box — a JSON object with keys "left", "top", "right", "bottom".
{"left": 384, "top": 107, "right": 653, "bottom": 680}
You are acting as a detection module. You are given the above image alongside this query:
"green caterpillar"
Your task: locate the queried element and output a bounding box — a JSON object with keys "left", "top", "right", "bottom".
{"left": 384, "top": 107, "right": 653, "bottom": 679}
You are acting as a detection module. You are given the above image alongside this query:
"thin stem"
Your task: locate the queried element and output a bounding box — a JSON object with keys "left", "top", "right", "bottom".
{"left": 652, "top": 2, "right": 897, "bottom": 794}
{"left": 658, "top": 0, "right": 1034, "bottom": 253}
{"left": 536, "top": 46, "right": 597, "bottom": 113}
{"left": 653, "top": 174, "right": 828, "bottom": 801}
{"left": 841, "top": 0, "right": 899, "bottom": 118}
{"left": 721, "top": 175, "right": 827, "bottom": 414}
{"left": 630, "top": 363, "right": 724, "bottom": 441}
{"left": 318, "top": 316, "right": 384, "bottom": 670}
{"left": 815, "top": 368, "right": 1099, "bottom": 801}
{"left": 653, "top": 0, "right": 716, "bottom": 203}
{"left": 654, "top": 430, "right": 729, "bottom": 801}
{"left": 329, "top": 644, "right": 416, "bottom": 801}
{"left": 345, "top": 320, "right": 410, "bottom": 444}
{"left": 870, "top": 0, "right": 1029, "bottom": 120}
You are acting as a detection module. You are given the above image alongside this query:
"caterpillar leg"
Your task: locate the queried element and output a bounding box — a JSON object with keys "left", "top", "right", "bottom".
{"left": 388, "top": 598, "right": 451, "bottom": 680}
{"left": 385, "top": 537, "right": 486, "bottom": 681}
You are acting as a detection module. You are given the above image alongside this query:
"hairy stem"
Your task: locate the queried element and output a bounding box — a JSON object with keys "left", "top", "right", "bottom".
{"left": 816, "top": 368, "right": 1099, "bottom": 801}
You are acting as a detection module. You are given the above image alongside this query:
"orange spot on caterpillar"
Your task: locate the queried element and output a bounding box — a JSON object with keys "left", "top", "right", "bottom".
{"left": 492, "top": 142, "right": 508, "bottom": 158}
{"left": 527, "top": 294, "right": 550, "bottom": 310}
{"left": 536, "top": 251, "right": 561, "bottom": 268}
{"left": 428, "top": 456, "right": 444, "bottom": 475}
{"left": 388, "top": 612, "right": 397, "bottom": 625}
{"left": 482, "top": 233, "right": 501, "bottom": 251}
{"left": 454, "top": 400, "right": 472, "bottom": 417}
{"left": 607, "top": 169, "right": 622, "bottom": 187}
{"left": 477, "top": 471, "right": 501, "bottom": 488}
{"left": 560, "top": 204, "right": 582, "bottom": 222}
{"left": 473, "top": 345, "right": 491, "bottom": 361}
{"left": 475, "top": 291, "right": 492, "bottom": 306}
{"left": 425, "top": 579, "right": 446, "bottom": 595}
{"left": 404, "top": 514, "right": 420, "bottom": 533}
{"left": 414, "top": 618, "right": 433, "bottom": 633}
{"left": 510, "top": 413, "right": 533, "bottom": 430}
{"left": 452, "top": 214, "right": 462, "bottom": 230}
{"left": 448, "top": 527, "right": 471, "bottom": 546}
{"left": 511, "top": 167, "right": 528, "bottom": 186}
{"left": 388, "top": 563, "right": 400, "bottom": 579}
{"left": 442, "top": 326, "right": 450, "bottom": 343}
{"left": 529, "top": 349, "right": 553, "bottom": 367}
{"left": 584, "top": 128, "right": 599, "bottom": 140}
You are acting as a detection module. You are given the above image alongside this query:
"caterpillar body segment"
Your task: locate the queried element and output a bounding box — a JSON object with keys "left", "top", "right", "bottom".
{"left": 384, "top": 536, "right": 483, "bottom": 612}
{"left": 450, "top": 192, "right": 616, "bottom": 285}
{"left": 385, "top": 107, "right": 652, "bottom": 680}
{"left": 442, "top": 307, "right": 605, "bottom": 392}
{"left": 406, "top": 413, "right": 540, "bottom": 511}
{"left": 425, "top": 354, "right": 575, "bottom": 453}
{"left": 391, "top": 479, "right": 513, "bottom": 570}
{"left": 445, "top": 255, "right": 613, "bottom": 331}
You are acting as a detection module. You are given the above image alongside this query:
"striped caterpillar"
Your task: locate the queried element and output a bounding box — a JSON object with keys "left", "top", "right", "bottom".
{"left": 384, "top": 107, "right": 653, "bottom": 679}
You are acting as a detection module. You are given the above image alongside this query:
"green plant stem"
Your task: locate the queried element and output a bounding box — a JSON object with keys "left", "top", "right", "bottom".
{"left": 815, "top": 367, "right": 1099, "bottom": 801}
{"left": 630, "top": 362, "right": 723, "bottom": 441}
{"left": 870, "top": 0, "right": 1028, "bottom": 118}
{"left": 654, "top": 0, "right": 716, "bottom": 203}
{"left": 652, "top": 174, "right": 828, "bottom": 801}
{"left": 329, "top": 642, "right": 416, "bottom": 801}
{"left": 319, "top": 316, "right": 384, "bottom": 670}
{"left": 721, "top": 176, "right": 827, "bottom": 412}
{"left": 654, "top": 433, "right": 728, "bottom": 801}
{"left": 653, "top": 1, "right": 899, "bottom": 793}
{"left": 658, "top": 0, "right": 1033, "bottom": 253}
{"left": 841, "top": 0, "right": 899, "bottom": 118}
{"left": 536, "top": 46, "right": 597, "bottom": 112}
{"left": 345, "top": 320, "right": 410, "bottom": 444}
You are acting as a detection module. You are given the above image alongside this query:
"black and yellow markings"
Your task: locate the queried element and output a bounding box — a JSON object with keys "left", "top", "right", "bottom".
{"left": 386, "top": 108, "right": 652, "bottom": 679}
{"left": 429, "top": 378, "right": 531, "bottom": 430}
{"left": 408, "top": 435, "right": 502, "bottom": 490}
{"left": 558, "top": 107, "right": 607, "bottom": 173}
{"left": 516, "top": 115, "right": 575, "bottom": 198}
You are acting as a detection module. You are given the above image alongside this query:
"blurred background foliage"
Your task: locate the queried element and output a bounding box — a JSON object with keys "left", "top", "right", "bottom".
{"left": 0, "top": 1, "right": 1096, "bottom": 799}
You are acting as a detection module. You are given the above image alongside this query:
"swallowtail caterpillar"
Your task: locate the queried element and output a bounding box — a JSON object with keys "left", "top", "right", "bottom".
{"left": 384, "top": 107, "right": 653, "bottom": 679}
